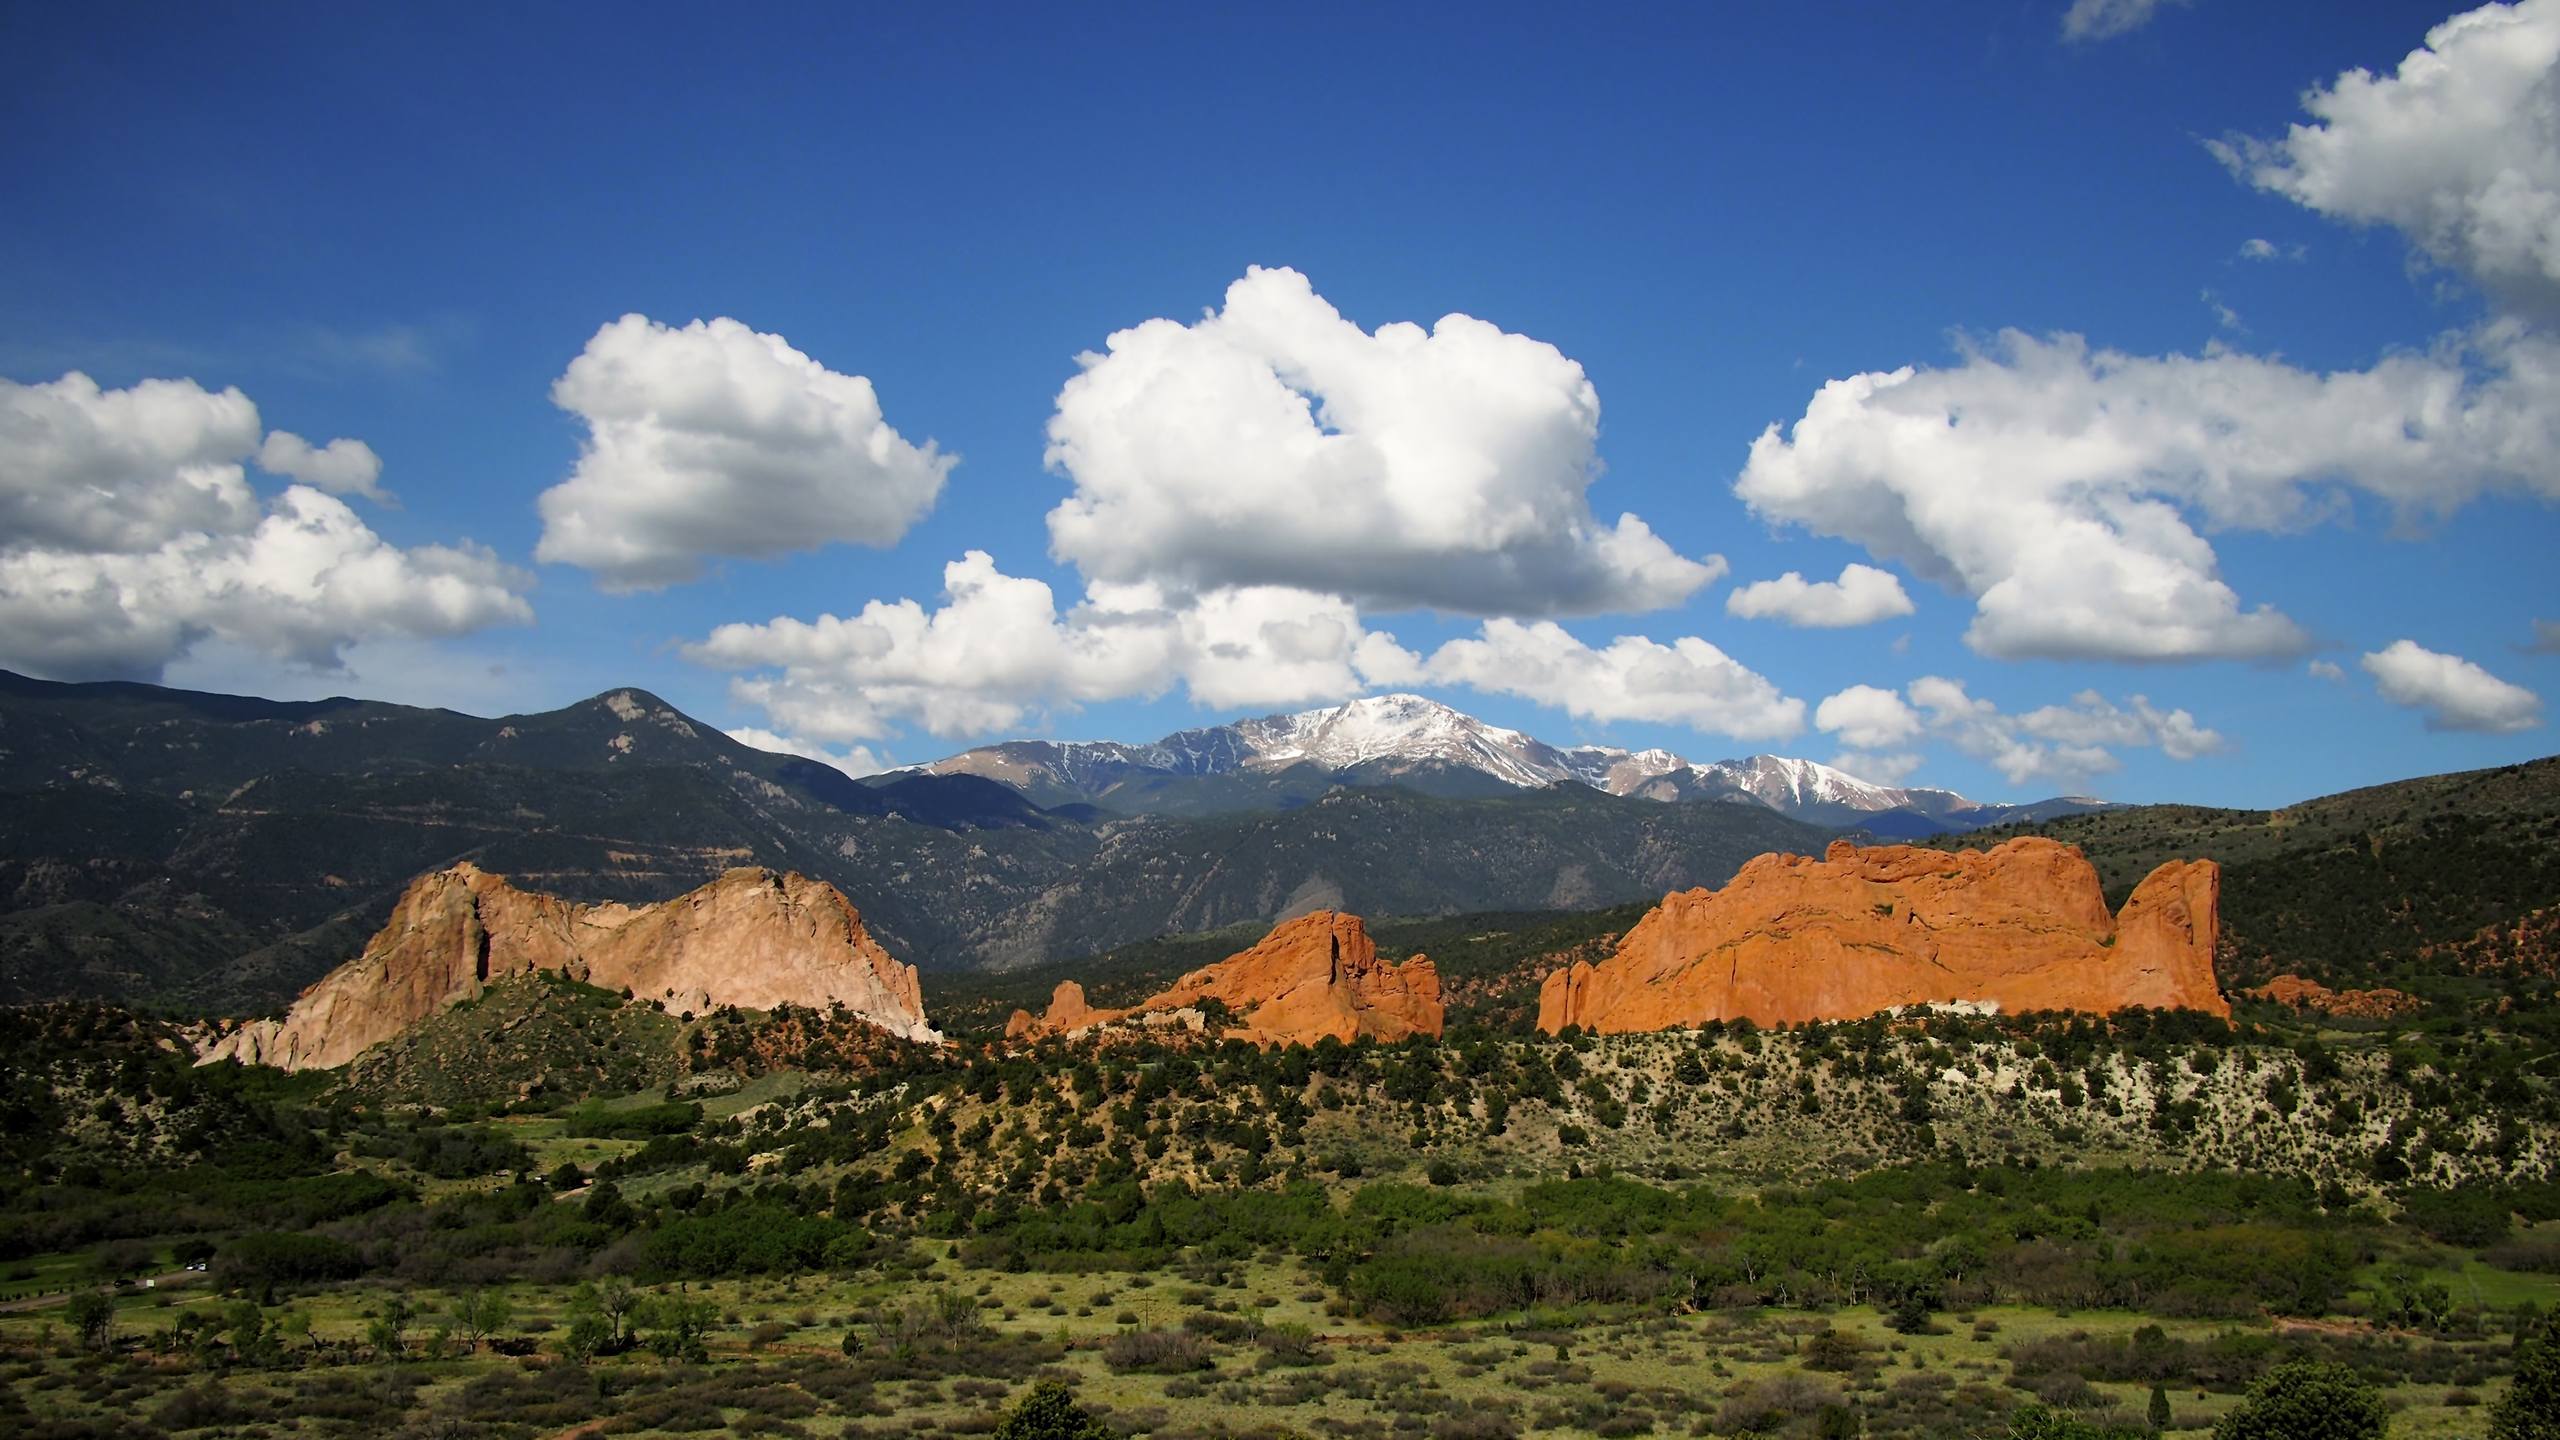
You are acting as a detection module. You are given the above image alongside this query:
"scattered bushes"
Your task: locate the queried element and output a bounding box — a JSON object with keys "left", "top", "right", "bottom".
{"left": 639, "top": 1201, "right": 867, "bottom": 1278}
{"left": 1104, "top": 1328, "right": 1217, "bottom": 1374}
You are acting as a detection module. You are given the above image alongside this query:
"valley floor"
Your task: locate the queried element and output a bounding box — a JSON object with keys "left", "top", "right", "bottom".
{"left": 1, "top": 1249, "right": 2547, "bottom": 1438}
{"left": 8, "top": 1001, "right": 2560, "bottom": 1437}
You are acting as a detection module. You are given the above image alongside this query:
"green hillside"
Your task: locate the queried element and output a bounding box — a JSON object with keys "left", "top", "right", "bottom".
{"left": 1926, "top": 755, "right": 2560, "bottom": 988}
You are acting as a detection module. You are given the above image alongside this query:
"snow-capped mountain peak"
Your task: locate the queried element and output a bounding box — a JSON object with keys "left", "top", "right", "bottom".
{"left": 1234, "top": 694, "right": 1558, "bottom": 786}
{"left": 1710, "top": 754, "right": 1905, "bottom": 811}
{"left": 906, "top": 695, "right": 2111, "bottom": 833}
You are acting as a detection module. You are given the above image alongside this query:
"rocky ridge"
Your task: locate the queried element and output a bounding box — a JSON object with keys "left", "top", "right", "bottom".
{"left": 913, "top": 693, "right": 2107, "bottom": 831}
{"left": 2244, "top": 973, "right": 2427, "bottom": 1019}
{"left": 1537, "top": 838, "right": 2225, "bottom": 1033}
{"left": 1006, "top": 910, "right": 1444, "bottom": 1046}
{"left": 198, "top": 864, "right": 937, "bottom": 1071}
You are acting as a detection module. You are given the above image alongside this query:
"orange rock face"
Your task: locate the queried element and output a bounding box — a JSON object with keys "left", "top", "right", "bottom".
{"left": 1008, "top": 910, "right": 1443, "bottom": 1046}
{"left": 1536, "top": 838, "right": 2226, "bottom": 1034}
{"left": 2245, "top": 974, "right": 2425, "bottom": 1019}
{"left": 1007, "top": 981, "right": 1109, "bottom": 1040}
{"left": 201, "top": 863, "right": 938, "bottom": 1071}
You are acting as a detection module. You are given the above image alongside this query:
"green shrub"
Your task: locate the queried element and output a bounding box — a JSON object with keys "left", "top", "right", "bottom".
{"left": 2494, "top": 1328, "right": 2560, "bottom": 1440}
{"left": 2210, "top": 1360, "right": 2386, "bottom": 1440}
{"left": 994, "top": 1379, "right": 1111, "bottom": 1440}
{"left": 1103, "top": 1328, "right": 1215, "bottom": 1374}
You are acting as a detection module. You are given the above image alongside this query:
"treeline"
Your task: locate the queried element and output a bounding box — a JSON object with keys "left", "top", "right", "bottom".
{"left": 0, "top": 1003, "right": 329, "bottom": 1174}
{"left": 156, "top": 1151, "right": 2503, "bottom": 1342}
{"left": 957, "top": 1165, "right": 2400, "bottom": 1328}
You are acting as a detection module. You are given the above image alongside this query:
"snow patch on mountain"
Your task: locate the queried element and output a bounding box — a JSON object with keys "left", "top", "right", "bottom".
{"left": 908, "top": 693, "right": 2106, "bottom": 830}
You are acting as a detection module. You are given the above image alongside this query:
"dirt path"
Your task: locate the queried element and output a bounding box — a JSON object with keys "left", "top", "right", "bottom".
{"left": 0, "top": 1271, "right": 196, "bottom": 1313}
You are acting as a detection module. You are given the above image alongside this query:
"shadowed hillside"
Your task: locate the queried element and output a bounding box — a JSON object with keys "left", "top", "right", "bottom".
{"left": 0, "top": 673, "right": 1828, "bottom": 1011}
{"left": 1925, "top": 756, "right": 2560, "bottom": 988}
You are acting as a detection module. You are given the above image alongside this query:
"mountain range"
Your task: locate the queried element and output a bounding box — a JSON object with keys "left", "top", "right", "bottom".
{"left": 0, "top": 671, "right": 1827, "bottom": 1010}
{"left": 901, "top": 692, "right": 2111, "bottom": 834}
{"left": 2, "top": 668, "right": 2551, "bottom": 1030}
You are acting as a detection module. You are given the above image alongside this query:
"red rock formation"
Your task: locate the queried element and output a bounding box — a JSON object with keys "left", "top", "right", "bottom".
{"left": 1536, "top": 838, "right": 2225, "bottom": 1034}
{"left": 2245, "top": 974, "right": 2425, "bottom": 1020}
{"left": 201, "top": 863, "right": 938, "bottom": 1071}
{"left": 1007, "top": 911, "right": 1442, "bottom": 1046}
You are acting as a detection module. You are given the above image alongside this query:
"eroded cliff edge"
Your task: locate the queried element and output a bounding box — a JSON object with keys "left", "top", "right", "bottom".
{"left": 200, "top": 863, "right": 938, "bottom": 1071}
{"left": 1537, "top": 838, "right": 2224, "bottom": 1033}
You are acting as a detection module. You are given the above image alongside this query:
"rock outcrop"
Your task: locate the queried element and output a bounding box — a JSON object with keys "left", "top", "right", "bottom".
{"left": 2423, "top": 906, "right": 2560, "bottom": 979}
{"left": 1536, "top": 838, "right": 2225, "bottom": 1033}
{"left": 1006, "top": 910, "right": 1442, "bottom": 1046}
{"left": 2245, "top": 974, "right": 2425, "bottom": 1020}
{"left": 200, "top": 863, "right": 938, "bottom": 1071}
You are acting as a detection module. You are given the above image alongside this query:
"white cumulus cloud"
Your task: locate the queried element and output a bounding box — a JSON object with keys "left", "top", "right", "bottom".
{"left": 2361, "top": 638, "right": 2544, "bottom": 731}
{"left": 1906, "top": 677, "right": 2110, "bottom": 787}
{"left": 2, "top": 372, "right": 261, "bottom": 554}
{"left": 1830, "top": 750, "right": 1924, "bottom": 786}
{"left": 1814, "top": 684, "right": 1925, "bottom": 750}
{"left": 1726, "top": 563, "right": 1914, "bottom": 628}
{"left": 537, "top": 314, "right": 952, "bottom": 590}
{"left": 2238, "top": 237, "right": 2306, "bottom": 262}
{"left": 1043, "top": 266, "right": 1720, "bottom": 617}
{"left": 695, "top": 553, "right": 1808, "bottom": 747}
{"left": 1733, "top": 327, "right": 2560, "bottom": 662}
{"left": 684, "top": 551, "right": 1421, "bottom": 742}
{"left": 1819, "top": 676, "right": 2219, "bottom": 789}
{"left": 0, "top": 372, "right": 531, "bottom": 682}
{"left": 1899, "top": 675, "right": 2221, "bottom": 787}
{"left": 1419, "top": 620, "right": 1805, "bottom": 740}
{"left": 256, "top": 431, "right": 387, "bottom": 501}
{"left": 2214, "top": 0, "right": 2560, "bottom": 315}
{"left": 2016, "top": 689, "right": 2225, "bottom": 759}
{"left": 688, "top": 551, "right": 1179, "bottom": 740}
{"left": 0, "top": 486, "right": 531, "bottom": 681}
{"left": 2309, "top": 658, "right": 2348, "bottom": 681}
{"left": 1170, "top": 584, "right": 1406, "bottom": 711}
{"left": 724, "top": 726, "right": 890, "bottom": 779}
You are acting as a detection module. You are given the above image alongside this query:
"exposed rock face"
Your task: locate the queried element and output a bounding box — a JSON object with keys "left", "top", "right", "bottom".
{"left": 200, "top": 863, "right": 938, "bottom": 1071}
{"left": 1006, "top": 911, "right": 1442, "bottom": 1046}
{"left": 2245, "top": 974, "right": 2425, "bottom": 1020}
{"left": 1007, "top": 981, "right": 1108, "bottom": 1039}
{"left": 1536, "top": 838, "right": 2225, "bottom": 1033}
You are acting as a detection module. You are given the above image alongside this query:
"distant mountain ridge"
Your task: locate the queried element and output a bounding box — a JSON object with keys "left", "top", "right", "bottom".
{"left": 904, "top": 693, "right": 2109, "bottom": 833}
{"left": 0, "top": 671, "right": 1831, "bottom": 1009}
{"left": 4, "top": 669, "right": 2547, "bottom": 1021}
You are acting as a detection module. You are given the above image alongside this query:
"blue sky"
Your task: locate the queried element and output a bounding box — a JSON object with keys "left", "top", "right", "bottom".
{"left": 2, "top": 0, "right": 2554, "bottom": 807}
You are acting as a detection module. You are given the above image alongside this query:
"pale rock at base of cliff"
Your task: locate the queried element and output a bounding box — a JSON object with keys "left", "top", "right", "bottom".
{"left": 1537, "top": 838, "right": 2225, "bottom": 1033}
{"left": 1008, "top": 911, "right": 1442, "bottom": 1046}
{"left": 201, "top": 863, "right": 938, "bottom": 1071}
